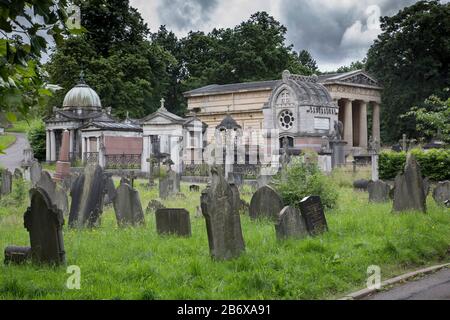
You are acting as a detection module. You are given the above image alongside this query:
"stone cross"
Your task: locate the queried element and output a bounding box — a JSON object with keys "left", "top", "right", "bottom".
{"left": 160, "top": 98, "right": 166, "bottom": 109}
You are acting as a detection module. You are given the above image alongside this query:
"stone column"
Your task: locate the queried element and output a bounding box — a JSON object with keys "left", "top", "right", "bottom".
{"left": 46, "top": 130, "right": 51, "bottom": 162}
{"left": 81, "top": 136, "right": 86, "bottom": 161}
{"left": 372, "top": 102, "right": 381, "bottom": 144}
{"left": 344, "top": 99, "right": 353, "bottom": 147}
{"left": 359, "top": 101, "right": 368, "bottom": 149}
{"left": 141, "top": 136, "right": 150, "bottom": 173}
{"left": 50, "top": 130, "right": 56, "bottom": 162}
{"left": 69, "top": 129, "right": 74, "bottom": 156}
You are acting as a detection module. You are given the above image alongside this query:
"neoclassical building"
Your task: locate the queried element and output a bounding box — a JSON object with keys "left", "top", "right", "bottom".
{"left": 183, "top": 69, "right": 382, "bottom": 155}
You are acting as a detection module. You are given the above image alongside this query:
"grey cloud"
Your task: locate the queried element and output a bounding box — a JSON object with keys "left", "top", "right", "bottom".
{"left": 280, "top": 0, "right": 418, "bottom": 68}
{"left": 157, "top": 0, "right": 219, "bottom": 31}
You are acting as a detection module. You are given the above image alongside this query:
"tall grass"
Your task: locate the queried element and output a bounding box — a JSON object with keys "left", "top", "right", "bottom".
{"left": 0, "top": 179, "right": 449, "bottom": 300}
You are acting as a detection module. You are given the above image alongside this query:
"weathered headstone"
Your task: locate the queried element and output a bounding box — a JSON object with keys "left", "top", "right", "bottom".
{"left": 275, "top": 206, "right": 308, "bottom": 240}
{"left": 146, "top": 199, "right": 165, "bottom": 214}
{"left": 155, "top": 208, "right": 191, "bottom": 237}
{"left": 432, "top": 181, "right": 450, "bottom": 207}
{"left": 353, "top": 179, "right": 370, "bottom": 191}
{"left": 113, "top": 182, "right": 145, "bottom": 227}
{"left": 4, "top": 246, "right": 31, "bottom": 264}
{"left": 299, "top": 196, "right": 328, "bottom": 235}
{"left": 35, "top": 171, "right": 69, "bottom": 215}
{"left": 368, "top": 180, "right": 391, "bottom": 203}
{"left": 423, "top": 177, "right": 431, "bottom": 198}
{"left": 0, "top": 169, "right": 12, "bottom": 195}
{"left": 30, "top": 161, "right": 42, "bottom": 186}
{"left": 201, "top": 167, "right": 245, "bottom": 260}
{"left": 104, "top": 175, "right": 117, "bottom": 205}
{"left": 69, "top": 164, "right": 106, "bottom": 228}
{"left": 393, "top": 154, "right": 426, "bottom": 213}
{"left": 13, "top": 168, "right": 23, "bottom": 180}
{"left": 159, "top": 169, "right": 180, "bottom": 199}
{"left": 189, "top": 185, "right": 200, "bottom": 192}
{"left": 24, "top": 187, "right": 66, "bottom": 265}
{"left": 249, "top": 185, "right": 284, "bottom": 221}
{"left": 230, "top": 183, "right": 242, "bottom": 212}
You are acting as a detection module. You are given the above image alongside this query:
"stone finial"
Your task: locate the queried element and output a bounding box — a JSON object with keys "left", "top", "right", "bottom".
{"left": 160, "top": 98, "right": 166, "bottom": 111}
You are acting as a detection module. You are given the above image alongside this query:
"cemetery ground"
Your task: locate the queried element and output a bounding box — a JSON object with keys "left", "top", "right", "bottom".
{"left": 0, "top": 174, "right": 449, "bottom": 300}
{"left": 0, "top": 134, "right": 16, "bottom": 150}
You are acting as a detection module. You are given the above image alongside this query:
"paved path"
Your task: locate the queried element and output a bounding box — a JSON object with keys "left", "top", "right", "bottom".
{"left": 0, "top": 133, "right": 29, "bottom": 171}
{"left": 365, "top": 267, "right": 450, "bottom": 300}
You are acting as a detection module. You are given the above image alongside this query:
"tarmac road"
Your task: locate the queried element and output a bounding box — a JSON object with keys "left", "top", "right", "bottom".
{"left": 0, "top": 133, "right": 29, "bottom": 171}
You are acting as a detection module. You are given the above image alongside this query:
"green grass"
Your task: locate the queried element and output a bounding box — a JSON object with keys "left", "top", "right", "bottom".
{"left": 0, "top": 178, "right": 449, "bottom": 300}
{"left": 0, "top": 134, "right": 16, "bottom": 150}
{"left": 5, "top": 119, "right": 42, "bottom": 134}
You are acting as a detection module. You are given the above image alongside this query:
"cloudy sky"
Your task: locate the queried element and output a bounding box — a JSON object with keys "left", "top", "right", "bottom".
{"left": 130, "top": 0, "right": 429, "bottom": 71}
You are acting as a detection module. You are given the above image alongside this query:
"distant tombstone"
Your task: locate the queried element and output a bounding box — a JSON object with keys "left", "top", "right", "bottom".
{"left": 368, "top": 180, "right": 391, "bottom": 203}
{"left": 228, "top": 172, "right": 243, "bottom": 187}
{"left": 423, "top": 177, "right": 431, "bottom": 198}
{"left": 189, "top": 185, "right": 200, "bottom": 192}
{"left": 4, "top": 246, "right": 31, "bottom": 265}
{"left": 155, "top": 208, "right": 191, "bottom": 237}
{"left": 318, "top": 155, "right": 332, "bottom": 173}
{"left": 393, "top": 154, "right": 426, "bottom": 213}
{"left": 159, "top": 170, "right": 180, "bottom": 199}
{"left": 104, "top": 175, "right": 117, "bottom": 205}
{"left": 13, "top": 168, "right": 23, "bottom": 180}
{"left": 24, "top": 187, "right": 66, "bottom": 265}
{"left": 249, "top": 185, "right": 284, "bottom": 221}
{"left": 30, "top": 161, "right": 42, "bottom": 185}
{"left": 432, "top": 181, "right": 450, "bottom": 207}
{"left": 113, "top": 183, "right": 145, "bottom": 227}
{"left": 0, "top": 169, "right": 12, "bottom": 195}
{"left": 146, "top": 199, "right": 165, "bottom": 214}
{"left": 353, "top": 179, "right": 370, "bottom": 191}
{"left": 201, "top": 167, "right": 245, "bottom": 260}
{"left": 230, "top": 183, "right": 242, "bottom": 212}
{"left": 275, "top": 206, "right": 308, "bottom": 241}
{"left": 69, "top": 164, "right": 106, "bottom": 228}
{"left": 299, "top": 196, "right": 328, "bottom": 235}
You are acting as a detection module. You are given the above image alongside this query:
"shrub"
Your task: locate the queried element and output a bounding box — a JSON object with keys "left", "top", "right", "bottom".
{"left": 379, "top": 149, "right": 450, "bottom": 181}
{"left": 27, "top": 120, "right": 46, "bottom": 161}
{"left": 272, "top": 156, "right": 338, "bottom": 209}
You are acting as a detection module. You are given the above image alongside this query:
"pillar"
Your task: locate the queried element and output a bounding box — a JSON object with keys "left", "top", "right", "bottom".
{"left": 344, "top": 99, "right": 353, "bottom": 147}
{"left": 69, "top": 129, "right": 74, "bottom": 156}
{"left": 372, "top": 102, "right": 381, "bottom": 144}
{"left": 46, "top": 130, "right": 51, "bottom": 161}
{"left": 141, "top": 136, "right": 150, "bottom": 173}
{"left": 81, "top": 136, "right": 86, "bottom": 161}
{"left": 50, "top": 130, "right": 56, "bottom": 162}
{"left": 359, "top": 101, "right": 368, "bottom": 149}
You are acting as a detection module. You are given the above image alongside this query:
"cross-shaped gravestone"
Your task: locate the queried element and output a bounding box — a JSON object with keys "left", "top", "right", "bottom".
{"left": 160, "top": 98, "right": 165, "bottom": 109}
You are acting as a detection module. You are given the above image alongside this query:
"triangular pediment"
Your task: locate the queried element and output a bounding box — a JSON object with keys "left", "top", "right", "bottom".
{"left": 323, "top": 70, "right": 380, "bottom": 87}
{"left": 141, "top": 108, "right": 185, "bottom": 125}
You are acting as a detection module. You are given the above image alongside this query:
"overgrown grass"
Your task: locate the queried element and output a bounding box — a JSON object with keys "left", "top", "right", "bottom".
{"left": 0, "top": 178, "right": 449, "bottom": 300}
{"left": 0, "top": 134, "right": 17, "bottom": 150}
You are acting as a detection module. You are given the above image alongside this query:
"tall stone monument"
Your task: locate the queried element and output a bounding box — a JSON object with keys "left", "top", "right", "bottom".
{"left": 53, "top": 130, "right": 71, "bottom": 182}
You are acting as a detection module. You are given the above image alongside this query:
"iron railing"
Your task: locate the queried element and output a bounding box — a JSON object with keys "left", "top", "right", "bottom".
{"left": 105, "top": 154, "right": 141, "bottom": 169}
{"left": 83, "top": 152, "right": 99, "bottom": 165}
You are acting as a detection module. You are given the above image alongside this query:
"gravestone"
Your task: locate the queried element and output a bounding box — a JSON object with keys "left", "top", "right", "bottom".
{"left": 275, "top": 206, "right": 308, "bottom": 241}
{"left": 69, "top": 164, "right": 106, "bottom": 228}
{"left": 228, "top": 172, "right": 243, "bottom": 187}
{"left": 35, "top": 171, "right": 69, "bottom": 216}
{"left": 159, "top": 170, "right": 180, "bottom": 199}
{"left": 155, "top": 208, "right": 191, "bottom": 237}
{"left": 368, "top": 180, "right": 391, "bottom": 203}
{"left": 4, "top": 246, "right": 31, "bottom": 264}
{"left": 30, "top": 161, "right": 42, "bottom": 186}
{"left": 353, "top": 179, "right": 370, "bottom": 191}
{"left": 0, "top": 169, "right": 12, "bottom": 196}
{"left": 189, "top": 185, "right": 200, "bottom": 192}
{"left": 299, "top": 196, "right": 328, "bottom": 235}
{"left": 230, "top": 183, "right": 242, "bottom": 212}
{"left": 423, "top": 177, "right": 431, "bottom": 198}
{"left": 24, "top": 187, "right": 66, "bottom": 265}
{"left": 13, "top": 168, "right": 23, "bottom": 180}
{"left": 113, "top": 182, "right": 145, "bottom": 227}
{"left": 104, "top": 175, "right": 117, "bottom": 205}
{"left": 249, "top": 185, "right": 284, "bottom": 221}
{"left": 146, "top": 199, "right": 165, "bottom": 214}
{"left": 201, "top": 166, "right": 245, "bottom": 260}
{"left": 393, "top": 154, "right": 426, "bottom": 213}
{"left": 432, "top": 181, "right": 450, "bottom": 207}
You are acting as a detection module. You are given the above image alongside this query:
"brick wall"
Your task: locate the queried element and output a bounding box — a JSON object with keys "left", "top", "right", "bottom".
{"left": 104, "top": 136, "right": 143, "bottom": 155}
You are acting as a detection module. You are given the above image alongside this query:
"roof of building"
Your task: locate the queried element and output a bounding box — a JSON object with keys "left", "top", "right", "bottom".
{"left": 183, "top": 80, "right": 280, "bottom": 97}
{"left": 81, "top": 121, "right": 142, "bottom": 132}
{"left": 62, "top": 72, "right": 102, "bottom": 109}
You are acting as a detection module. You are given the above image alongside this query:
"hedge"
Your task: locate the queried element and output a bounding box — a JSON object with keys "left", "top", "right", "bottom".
{"left": 379, "top": 149, "right": 450, "bottom": 181}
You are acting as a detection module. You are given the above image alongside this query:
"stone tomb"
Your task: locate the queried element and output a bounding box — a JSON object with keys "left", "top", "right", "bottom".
{"left": 0, "top": 169, "right": 12, "bottom": 196}
{"left": 159, "top": 170, "right": 180, "bottom": 199}
{"left": 155, "top": 208, "right": 191, "bottom": 237}
{"left": 201, "top": 167, "right": 245, "bottom": 260}
{"left": 69, "top": 164, "right": 106, "bottom": 228}
{"left": 433, "top": 181, "right": 450, "bottom": 207}
{"left": 275, "top": 206, "right": 308, "bottom": 240}
{"left": 113, "top": 182, "right": 145, "bottom": 227}
{"left": 249, "top": 185, "right": 284, "bottom": 221}
{"left": 393, "top": 154, "right": 426, "bottom": 213}
{"left": 368, "top": 180, "right": 391, "bottom": 203}
{"left": 20, "top": 187, "right": 65, "bottom": 265}
{"left": 299, "top": 196, "right": 328, "bottom": 235}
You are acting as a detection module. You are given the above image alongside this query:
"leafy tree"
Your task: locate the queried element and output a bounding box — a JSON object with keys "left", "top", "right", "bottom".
{"left": 336, "top": 60, "right": 366, "bottom": 73}
{"left": 295, "top": 49, "right": 318, "bottom": 74}
{"left": 366, "top": 0, "right": 450, "bottom": 143}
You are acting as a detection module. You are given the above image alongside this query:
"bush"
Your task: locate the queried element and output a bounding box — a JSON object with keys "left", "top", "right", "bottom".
{"left": 272, "top": 156, "right": 338, "bottom": 210}
{"left": 27, "top": 120, "right": 46, "bottom": 161}
{"left": 379, "top": 149, "right": 450, "bottom": 181}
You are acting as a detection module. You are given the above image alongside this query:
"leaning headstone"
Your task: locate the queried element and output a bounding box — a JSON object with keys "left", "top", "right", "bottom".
{"left": 155, "top": 208, "right": 191, "bottom": 237}
{"left": 113, "top": 182, "right": 145, "bottom": 227}
{"left": 104, "top": 175, "right": 117, "bottom": 205}
{"left": 299, "top": 196, "right": 328, "bottom": 235}
{"left": 24, "top": 187, "right": 65, "bottom": 265}
{"left": 13, "top": 168, "right": 23, "bottom": 180}
{"left": 393, "top": 154, "right": 426, "bottom": 213}
{"left": 35, "top": 171, "right": 69, "bottom": 215}
{"left": 201, "top": 166, "right": 245, "bottom": 260}
{"left": 146, "top": 199, "right": 165, "bottom": 214}
{"left": 368, "top": 180, "right": 391, "bottom": 203}
{"left": 0, "top": 169, "right": 12, "bottom": 195}
{"left": 275, "top": 206, "right": 308, "bottom": 240}
{"left": 69, "top": 164, "right": 106, "bottom": 228}
{"left": 432, "top": 181, "right": 450, "bottom": 207}
{"left": 29, "top": 161, "right": 42, "bottom": 186}
{"left": 249, "top": 185, "right": 284, "bottom": 221}
{"left": 159, "top": 169, "right": 180, "bottom": 199}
